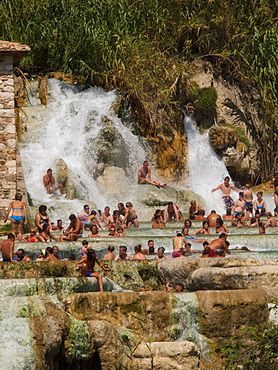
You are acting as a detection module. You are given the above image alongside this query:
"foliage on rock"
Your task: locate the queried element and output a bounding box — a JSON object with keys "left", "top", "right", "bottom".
{"left": 1, "top": 0, "right": 277, "bottom": 180}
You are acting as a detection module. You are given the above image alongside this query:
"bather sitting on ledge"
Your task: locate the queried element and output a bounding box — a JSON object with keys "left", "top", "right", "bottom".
{"left": 76, "top": 248, "right": 111, "bottom": 292}
{"left": 60, "top": 214, "right": 83, "bottom": 241}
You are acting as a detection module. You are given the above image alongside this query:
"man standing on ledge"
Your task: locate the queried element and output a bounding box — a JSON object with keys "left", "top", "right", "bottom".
{"left": 211, "top": 176, "right": 241, "bottom": 209}
{"left": 138, "top": 161, "right": 167, "bottom": 188}
{"left": 43, "top": 168, "right": 65, "bottom": 196}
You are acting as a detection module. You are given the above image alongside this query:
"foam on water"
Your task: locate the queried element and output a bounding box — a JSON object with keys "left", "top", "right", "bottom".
{"left": 20, "top": 78, "right": 147, "bottom": 216}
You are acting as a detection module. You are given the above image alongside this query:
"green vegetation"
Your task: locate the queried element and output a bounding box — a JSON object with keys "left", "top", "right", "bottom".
{"left": 0, "top": 0, "right": 277, "bottom": 181}
{"left": 190, "top": 85, "right": 218, "bottom": 110}
{"left": 0, "top": 223, "right": 11, "bottom": 233}
{"left": 221, "top": 323, "right": 278, "bottom": 369}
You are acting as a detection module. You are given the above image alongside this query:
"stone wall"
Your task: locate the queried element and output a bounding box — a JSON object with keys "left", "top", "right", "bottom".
{"left": 0, "top": 51, "right": 28, "bottom": 221}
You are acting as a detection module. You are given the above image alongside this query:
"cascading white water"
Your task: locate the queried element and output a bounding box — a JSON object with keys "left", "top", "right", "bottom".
{"left": 20, "top": 79, "right": 147, "bottom": 218}
{"left": 183, "top": 114, "right": 275, "bottom": 215}
{"left": 184, "top": 115, "right": 238, "bottom": 215}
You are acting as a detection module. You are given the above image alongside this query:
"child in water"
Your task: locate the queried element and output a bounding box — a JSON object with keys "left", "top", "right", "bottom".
{"left": 76, "top": 248, "right": 111, "bottom": 292}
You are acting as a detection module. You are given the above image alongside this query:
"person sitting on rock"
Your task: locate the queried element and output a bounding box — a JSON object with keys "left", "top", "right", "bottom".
{"left": 264, "top": 212, "right": 277, "bottom": 227}
{"left": 60, "top": 214, "right": 83, "bottom": 241}
{"left": 201, "top": 246, "right": 213, "bottom": 258}
{"left": 215, "top": 218, "right": 229, "bottom": 234}
{"left": 207, "top": 210, "right": 221, "bottom": 227}
{"left": 76, "top": 248, "right": 111, "bottom": 292}
{"left": 232, "top": 212, "right": 247, "bottom": 227}
{"left": 0, "top": 233, "right": 15, "bottom": 262}
{"left": 188, "top": 200, "right": 201, "bottom": 220}
{"left": 164, "top": 202, "right": 179, "bottom": 222}
{"left": 37, "top": 223, "right": 59, "bottom": 242}
{"left": 254, "top": 191, "right": 267, "bottom": 216}
{"left": 151, "top": 209, "right": 162, "bottom": 221}
{"left": 138, "top": 161, "right": 167, "bottom": 188}
{"left": 152, "top": 215, "right": 166, "bottom": 228}
{"left": 77, "top": 205, "right": 90, "bottom": 224}
{"left": 24, "top": 229, "right": 38, "bottom": 242}
{"left": 88, "top": 225, "right": 103, "bottom": 237}
{"left": 194, "top": 221, "right": 212, "bottom": 235}
{"left": 84, "top": 210, "right": 103, "bottom": 230}
{"left": 43, "top": 168, "right": 65, "bottom": 196}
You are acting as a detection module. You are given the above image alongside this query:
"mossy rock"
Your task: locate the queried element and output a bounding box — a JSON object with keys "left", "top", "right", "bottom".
{"left": 196, "top": 87, "right": 218, "bottom": 110}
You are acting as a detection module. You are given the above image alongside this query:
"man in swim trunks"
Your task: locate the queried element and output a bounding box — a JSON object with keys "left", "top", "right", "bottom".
{"left": 43, "top": 168, "right": 65, "bottom": 196}
{"left": 60, "top": 214, "right": 83, "bottom": 241}
{"left": 211, "top": 176, "right": 241, "bottom": 209}
{"left": 0, "top": 233, "right": 15, "bottom": 262}
{"left": 243, "top": 184, "right": 254, "bottom": 217}
{"left": 208, "top": 233, "right": 231, "bottom": 255}
{"left": 138, "top": 161, "right": 167, "bottom": 188}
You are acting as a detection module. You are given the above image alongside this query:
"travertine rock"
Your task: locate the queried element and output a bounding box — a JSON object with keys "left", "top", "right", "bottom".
{"left": 196, "top": 289, "right": 269, "bottom": 339}
{"left": 132, "top": 341, "right": 200, "bottom": 370}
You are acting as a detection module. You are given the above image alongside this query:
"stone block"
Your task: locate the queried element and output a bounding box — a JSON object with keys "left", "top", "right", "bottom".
{"left": 196, "top": 289, "right": 269, "bottom": 339}
{"left": 8, "top": 167, "right": 17, "bottom": 175}
{"left": 6, "top": 124, "right": 15, "bottom": 134}
{"left": 133, "top": 342, "right": 199, "bottom": 370}
{"left": 7, "top": 139, "right": 16, "bottom": 147}
{"left": 0, "top": 108, "right": 14, "bottom": 116}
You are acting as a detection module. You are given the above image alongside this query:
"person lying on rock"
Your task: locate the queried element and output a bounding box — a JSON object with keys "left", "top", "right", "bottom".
{"left": 165, "top": 282, "right": 184, "bottom": 292}
{"left": 76, "top": 248, "right": 111, "bottom": 292}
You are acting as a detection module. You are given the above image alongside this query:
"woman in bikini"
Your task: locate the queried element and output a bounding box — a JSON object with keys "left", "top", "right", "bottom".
{"left": 76, "top": 248, "right": 111, "bottom": 292}
{"left": 24, "top": 229, "right": 38, "bottom": 242}
{"left": 253, "top": 192, "right": 267, "bottom": 216}
{"left": 35, "top": 205, "right": 52, "bottom": 234}
{"left": 37, "top": 223, "right": 59, "bottom": 242}
{"left": 194, "top": 221, "right": 212, "bottom": 235}
{"left": 4, "top": 193, "right": 28, "bottom": 242}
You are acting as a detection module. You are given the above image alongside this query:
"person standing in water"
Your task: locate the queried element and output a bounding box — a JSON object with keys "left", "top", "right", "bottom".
{"left": 43, "top": 168, "right": 65, "bottom": 196}
{"left": 4, "top": 193, "right": 28, "bottom": 242}
{"left": 138, "top": 161, "right": 167, "bottom": 188}
{"left": 211, "top": 176, "right": 241, "bottom": 209}
{"left": 243, "top": 184, "right": 254, "bottom": 217}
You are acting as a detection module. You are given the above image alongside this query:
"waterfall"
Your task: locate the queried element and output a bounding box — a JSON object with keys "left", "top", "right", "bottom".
{"left": 184, "top": 115, "right": 236, "bottom": 215}
{"left": 20, "top": 79, "right": 147, "bottom": 218}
